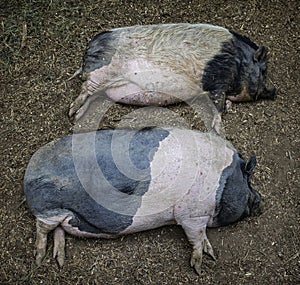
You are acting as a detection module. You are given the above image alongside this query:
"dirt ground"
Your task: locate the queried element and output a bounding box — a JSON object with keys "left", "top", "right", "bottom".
{"left": 0, "top": 0, "right": 299, "bottom": 284}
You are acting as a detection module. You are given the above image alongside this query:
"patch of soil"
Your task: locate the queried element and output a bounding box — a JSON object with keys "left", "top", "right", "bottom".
{"left": 0, "top": 0, "right": 299, "bottom": 284}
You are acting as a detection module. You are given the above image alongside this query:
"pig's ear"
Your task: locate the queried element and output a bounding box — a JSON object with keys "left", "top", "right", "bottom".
{"left": 245, "top": 155, "right": 257, "bottom": 176}
{"left": 254, "top": 46, "right": 267, "bottom": 62}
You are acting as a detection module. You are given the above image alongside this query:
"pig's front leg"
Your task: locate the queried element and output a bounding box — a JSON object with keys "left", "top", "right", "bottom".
{"left": 180, "top": 217, "right": 216, "bottom": 275}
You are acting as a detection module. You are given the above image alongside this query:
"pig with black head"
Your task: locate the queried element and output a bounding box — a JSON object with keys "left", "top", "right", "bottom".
{"left": 24, "top": 127, "right": 262, "bottom": 274}
{"left": 69, "top": 23, "right": 276, "bottom": 121}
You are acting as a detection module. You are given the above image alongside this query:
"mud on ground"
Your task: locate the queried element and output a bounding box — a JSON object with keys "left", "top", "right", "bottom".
{"left": 0, "top": 1, "right": 299, "bottom": 284}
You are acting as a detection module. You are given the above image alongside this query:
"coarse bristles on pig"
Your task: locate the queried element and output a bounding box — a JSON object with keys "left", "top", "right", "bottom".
{"left": 24, "top": 127, "right": 262, "bottom": 274}
{"left": 69, "top": 23, "right": 276, "bottom": 121}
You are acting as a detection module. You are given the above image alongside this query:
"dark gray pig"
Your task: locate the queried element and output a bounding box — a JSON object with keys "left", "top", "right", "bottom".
{"left": 24, "top": 127, "right": 261, "bottom": 274}
{"left": 69, "top": 23, "right": 276, "bottom": 120}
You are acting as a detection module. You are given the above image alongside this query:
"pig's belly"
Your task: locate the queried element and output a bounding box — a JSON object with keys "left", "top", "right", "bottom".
{"left": 94, "top": 58, "right": 202, "bottom": 105}
{"left": 106, "top": 85, "right": 182, "bottom": 105}
{"left": 59, "top": 209, "right": 175, "bottom": 238}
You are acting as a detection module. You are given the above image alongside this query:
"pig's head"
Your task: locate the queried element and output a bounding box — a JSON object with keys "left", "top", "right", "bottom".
{"left": 226, "top": 32, "right": 277, "bottom": 103}
{"left": 211, "top": 155, "right": 262, "bottom": 227}
{"left": 245, "top": 45, "right": 276, "bottom": 101}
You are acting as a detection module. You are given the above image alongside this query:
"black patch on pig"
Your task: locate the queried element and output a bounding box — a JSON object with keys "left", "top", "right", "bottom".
{"left": 201, "top": 38, "right": 242, "bottom": 111}
{"left": 24, "top": 128, "right": 169, "bottom": 234}
{"left": 212, "top": 153, "right": 261, "bottom": 227}
{"left": 83, "top": 30, "right": 120, "bottom": 73}
{"left": 201, "top": 31, "right": 262, "bottom": 110}
{"left": 94, "top": 127, "right": 169, "bottom": 195}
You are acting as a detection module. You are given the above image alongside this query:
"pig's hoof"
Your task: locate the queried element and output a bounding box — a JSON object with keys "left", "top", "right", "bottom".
{"left": 69, "top": 96, "right": 86, "bottom": 118}
{"left": 69, "top": 102, "right": 75, "bottom": 117}
{"left": 190, "top": 237, "right": 216, "bottom": 275}
{"left": 74, "top": 105, "right": 87, "bottom": 121}
{"left": 190, "top": 247, "right": 203, "bottom": 275}
{"left": 53, "top": 227, "right": 66, "bottom": 268}
{"left": 35, "top": 219, "right": 50, "bottom": 266}
{"left": 69, "top": 104, "right": 85, "bottom": 120}
{"left": 35, "top": 247, "right": 46, "bottom": 266}
{"left": 225, "top": 99, "right": 232, "bottom": 112}
{"left": 212, "top": 114, "right": 224, "bottom": 137}
{"left": 69, "top": 98, "right": 90, "bottom": 120}
{"left": 69, "top": 102, "right": 78, "bottom": 118}
{"left": 203, "top": 238, "right": 216, "bottom": 260}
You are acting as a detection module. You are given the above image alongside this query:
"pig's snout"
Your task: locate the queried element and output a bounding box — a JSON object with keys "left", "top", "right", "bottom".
{"left": 265, "top": 86, "right": 276, "bottom": 99}
{"left": 253, "top": 199, "right": 264, "bottom": 216}
{"left": 258, "top": 85, "right": 276, "bottom": 100}
{"left": 250, "top": 193, "right": 263, "bottom": 217}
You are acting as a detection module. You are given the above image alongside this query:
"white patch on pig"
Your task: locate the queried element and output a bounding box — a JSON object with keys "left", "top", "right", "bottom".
{"left": 105, "top": 58, "right": 202, "bottom": 105}
{"left": 122, "top": 129, "right": 235, "bottom": 234}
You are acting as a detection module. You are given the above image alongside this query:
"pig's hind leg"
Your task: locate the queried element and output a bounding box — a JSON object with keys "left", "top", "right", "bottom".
{"left": 69, "top": 81, "right": 90, "bottom": 118}
{"left": 69, "top": 78, "right": 107, "bottom": 120}
{"left": 179, "top": 217, "right": 216, "bottom": 275}
{"left": 35, "top": 212, "right": 71, "bottom": 267}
